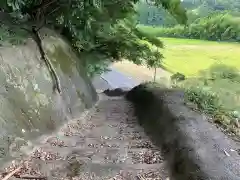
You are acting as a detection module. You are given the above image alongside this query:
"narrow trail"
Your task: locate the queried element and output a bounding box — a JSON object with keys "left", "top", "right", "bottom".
{"left": 2, "top": 94, "right": 169, "bottom": 179}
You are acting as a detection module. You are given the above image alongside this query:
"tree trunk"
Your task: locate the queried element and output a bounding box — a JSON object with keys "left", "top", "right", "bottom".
{"left": 153, "top": 67, "right": 157, "bottom": 82}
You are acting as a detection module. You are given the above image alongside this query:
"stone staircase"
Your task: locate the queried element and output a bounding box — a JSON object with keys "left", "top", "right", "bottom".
{"left": 2, "top": 94, "right": 171, "bottom": 180}
{"left": 2, "top": 94, "right": 169, "bottom": 180}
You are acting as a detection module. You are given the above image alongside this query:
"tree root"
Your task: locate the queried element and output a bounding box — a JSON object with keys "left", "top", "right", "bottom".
{"left": 0, "top": 17, "right": 62, "bottom": 94}
{"left": 31, "top": 27, "right": 62, "bottom": 94}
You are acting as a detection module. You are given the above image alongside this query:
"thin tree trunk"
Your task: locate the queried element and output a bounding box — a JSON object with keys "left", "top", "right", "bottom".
{"left": 153, "top": 67, "right": 157, "bottom": 82}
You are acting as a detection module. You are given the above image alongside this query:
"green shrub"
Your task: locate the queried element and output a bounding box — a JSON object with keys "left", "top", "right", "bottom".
{"left": 209, "top": 65, "right": 240, "bottom": 81}
{"left": 199, "top": 64, "right": 240, "bottom": 82}
{"left": 138, "top": 14, "right": 240, "bottom": 42}
{"left": 171, "top": 72, "right": 186, "bottom": 82}
{"left": 185, "top": 86, "right": 222, "bottom": 115}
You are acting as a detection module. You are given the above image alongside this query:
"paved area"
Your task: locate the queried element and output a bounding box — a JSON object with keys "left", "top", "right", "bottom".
{"left": 92, "top": 68, "right": 140, "bottom": 92}
{"left": 112, "top": 61, "right": 171, "bottom": 87}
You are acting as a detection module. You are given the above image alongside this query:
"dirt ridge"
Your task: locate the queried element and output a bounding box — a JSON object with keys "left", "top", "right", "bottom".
{"left": 126, "top": 83, "right": 240, "bottom": 180}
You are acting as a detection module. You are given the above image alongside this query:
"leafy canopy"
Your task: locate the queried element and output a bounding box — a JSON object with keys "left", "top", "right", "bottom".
{"left": 137, "top": 0, "right": 240, "bottom": 27}
{"left": 0, "top": 0, "right": 187, "bottom": 76}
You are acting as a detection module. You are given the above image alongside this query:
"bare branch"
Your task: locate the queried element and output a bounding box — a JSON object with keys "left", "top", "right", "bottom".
{"left": 2, "top": 166, "right": 22, "bottom": 180}
{"left": 46, "top": 6, "right": 61, "bottom": 17}
{"left": 26, "top": 0, "right": 58, "bottom": 14}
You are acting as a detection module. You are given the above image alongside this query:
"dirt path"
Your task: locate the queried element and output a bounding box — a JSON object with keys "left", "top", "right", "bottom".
{"left": 112, "top": 61, "right": 171, "bottom": 86}
{"left": 1, "top": 94, "right": 169, "bottom": 179}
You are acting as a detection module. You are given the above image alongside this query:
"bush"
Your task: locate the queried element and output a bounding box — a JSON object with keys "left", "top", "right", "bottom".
{"left": 185, "top": 86, "right": 222, "bottom": 115}
{"left": 171, "top": 72, "right": 186, "bottom": 82}
{"left": 138, "top": 14, "right": 240, "bottom": 42}
{"left": 201, "top": 64, "right": 240, "bottom": 82}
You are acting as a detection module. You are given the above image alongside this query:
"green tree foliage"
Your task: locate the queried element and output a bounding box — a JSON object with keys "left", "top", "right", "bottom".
{"left": 137, "top": 0, "right": 240, "bottom": 27}
{"left": 136, "top": 0, "right": 178, "bottom": 27}
{"left": 139, "top": 14, "right": 240, "bottom": 42}
{"left": 0, "top": 0, "right": 187, "bottom": 77}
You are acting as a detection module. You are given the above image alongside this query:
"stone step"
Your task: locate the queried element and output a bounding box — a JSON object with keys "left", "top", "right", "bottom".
{"left": 2, "top": 96, "right": 169, "bottom": 180}
{"left": 35, "top": 141, "right": 164, "bottom": 167}
{"left": 31, "top": 160, "right": 167, "bottom": 180}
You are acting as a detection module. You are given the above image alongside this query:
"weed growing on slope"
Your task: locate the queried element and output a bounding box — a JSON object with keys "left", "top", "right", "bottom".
{"left": 181, "top": 64, "right": 240, "bottom": 139}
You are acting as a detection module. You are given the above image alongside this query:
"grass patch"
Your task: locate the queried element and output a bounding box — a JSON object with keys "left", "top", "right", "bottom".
{"left": 160, "top": 37, "right": 240, "bottom": 76}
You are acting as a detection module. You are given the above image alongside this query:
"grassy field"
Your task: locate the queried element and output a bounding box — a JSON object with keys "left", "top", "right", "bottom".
{"left": 160, "top": 37, "right": 240, "bottom": 76}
